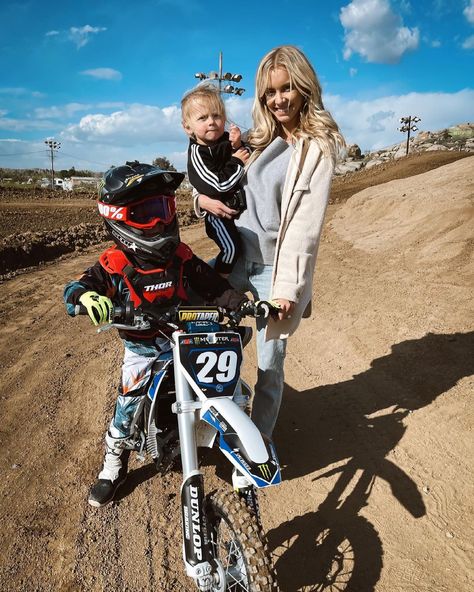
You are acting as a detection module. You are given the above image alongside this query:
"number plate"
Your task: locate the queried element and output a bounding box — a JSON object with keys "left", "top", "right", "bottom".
{"left": 178, "top": 332, "right": 242, "bottom": 398}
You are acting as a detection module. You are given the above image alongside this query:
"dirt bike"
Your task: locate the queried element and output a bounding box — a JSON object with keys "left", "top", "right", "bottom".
{"left": 75, "top": 300, "right": 281, "bottom": 591}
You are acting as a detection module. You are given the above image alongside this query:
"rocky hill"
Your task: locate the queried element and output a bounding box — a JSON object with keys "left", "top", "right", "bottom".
{"left": 336, "top": 122, "right": 474, "bottom": 175}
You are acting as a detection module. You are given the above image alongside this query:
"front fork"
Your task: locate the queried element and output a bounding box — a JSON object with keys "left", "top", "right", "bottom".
{"left": 172, "top": 342, "right": 219, "bottom": 591}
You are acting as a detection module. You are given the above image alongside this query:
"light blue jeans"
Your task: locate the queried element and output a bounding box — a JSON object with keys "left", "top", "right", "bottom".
{"left": 228, "top": 257, "right": 287, "bottom": 437}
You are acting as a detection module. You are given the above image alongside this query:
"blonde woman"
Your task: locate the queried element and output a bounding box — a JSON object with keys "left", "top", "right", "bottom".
{"left": 196, "top": 45, "right": 345, "bottom": 438}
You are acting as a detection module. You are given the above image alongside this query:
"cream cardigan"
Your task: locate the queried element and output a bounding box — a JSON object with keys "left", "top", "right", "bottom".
{"left": 265, "top": 138, "right": 334, "bottom": 340}
{"left": 193, "top": 137, "right": 334, "bottom": 341}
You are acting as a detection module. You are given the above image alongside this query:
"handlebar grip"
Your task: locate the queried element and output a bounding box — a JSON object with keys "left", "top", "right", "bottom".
{"left": 239, "top": 300, "right": 278, "bottom": 319}
{"left": 74, "top": 303, "right": 126, "bottom": 321}
{"left": 255, "top": 301, "right": 271, "bottom": 318}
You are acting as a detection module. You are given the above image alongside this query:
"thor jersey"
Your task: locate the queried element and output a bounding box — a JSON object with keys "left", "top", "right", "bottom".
{"left": 64, "top": 242, "right": 246, "bottom": 347}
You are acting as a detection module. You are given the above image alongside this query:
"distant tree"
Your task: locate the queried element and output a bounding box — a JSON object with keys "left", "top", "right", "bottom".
{"left": 152, "top": 156, "right": 177, "bottom": 171}
{"left": 59, "top": 166, "right": 77, "bottom": 178}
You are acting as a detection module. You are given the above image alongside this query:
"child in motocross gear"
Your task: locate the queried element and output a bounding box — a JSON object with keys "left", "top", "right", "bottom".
{"left": 64, "top": 161, "right": 249, "bottom": 508}
{"left": 182, "top": 83, "right": 249, "bottom": 277}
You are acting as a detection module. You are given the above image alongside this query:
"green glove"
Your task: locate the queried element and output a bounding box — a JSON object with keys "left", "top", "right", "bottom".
{"left": 79, "top": 291, "right": 113, "bottom": 326}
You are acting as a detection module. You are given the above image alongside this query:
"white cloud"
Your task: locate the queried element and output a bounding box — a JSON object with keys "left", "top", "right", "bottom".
{"left": 464, "top": 0, "right": 474, "bottom": 24}
{"left": 0, "top": 114, "right": 54, "bottom": 132}
{"left": 96, "top": 102, "right": 126, "bottom": 109}
{"left": 167, "top": 150, "right": 188, "bottom": 171}
{"left": 340, "top": 0, "right": 419, "bottom": 63}
{"left": 61, "top": 103, "right": 184, "bottom": 145}
{"left": 34, "top": 103, "right": 93, "bottom": 119}
{"left": 325, "top": 88, "right": 474, "bottom": 151}
{"left": 462, "top": 34, "right": 474, "bottom": 48}
{"left": 396, "top": 0, "right": 411, "bottom": 13}
{"left": 2, "top": 89, "right": 472, "bottom": 171}
{"left": 0, "top": 87, "right": 44, "bottom": 98}
{"left": 45, "top": 30, "right": 59, "bottom": 37}
{"left": 69, "top": 25, "right": 107, "bottom": 49}
{"left": 366, "top": 110, "right": 396, "bottom": 132}
{"left": 0, "top": 87, "right": 28, "bottom": 95}
{"left": 350, "top": 67, "right": 358, "bottom": 77}
{"left": 223, "top": 96, "right": 254, "bottom": 132}
{"left": 33, "top": 102, "right": 127, "bottom": 121}
{"left": 422, "top": 35, "right": 442, "bottom": 48}
{"left": 81, "top": 68, "right": 122, "bottom": 81}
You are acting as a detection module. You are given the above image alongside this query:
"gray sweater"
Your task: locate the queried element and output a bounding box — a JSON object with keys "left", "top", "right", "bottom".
{"left": 235, "top": 137, "right": 292, "bottom": 264}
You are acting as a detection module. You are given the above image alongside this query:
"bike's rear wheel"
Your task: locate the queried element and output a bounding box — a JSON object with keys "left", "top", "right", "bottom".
{"left": 206, "top": 489, "right": 278, "bottom": 592}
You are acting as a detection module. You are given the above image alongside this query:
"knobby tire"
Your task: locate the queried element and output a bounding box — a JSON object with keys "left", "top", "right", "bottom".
{"left": 206, "top": 488, "right": 279, "bottom": 591}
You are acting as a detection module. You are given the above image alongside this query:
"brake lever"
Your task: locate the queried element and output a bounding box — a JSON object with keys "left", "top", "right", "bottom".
{"left": 97, "top": 319, "right": 152, "bottom": 333}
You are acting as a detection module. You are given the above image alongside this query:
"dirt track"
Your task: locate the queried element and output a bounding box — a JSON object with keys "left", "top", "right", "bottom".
{"left": 0, "top": 155, "right": 472, "bottom": 591}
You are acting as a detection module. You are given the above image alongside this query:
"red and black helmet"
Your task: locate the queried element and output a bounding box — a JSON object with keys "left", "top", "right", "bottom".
{"left": 98, "top": 161, "right": 184, "bottom": 262}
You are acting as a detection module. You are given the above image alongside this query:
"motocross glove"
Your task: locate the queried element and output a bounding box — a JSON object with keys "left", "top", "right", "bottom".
{"left": 79, "top": 291, "right": 113, "bottom": 326}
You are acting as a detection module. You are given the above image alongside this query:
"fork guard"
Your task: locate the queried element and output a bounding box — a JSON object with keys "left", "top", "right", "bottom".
{"left": 200, "top": 398, "right": 281, "bottom": 488}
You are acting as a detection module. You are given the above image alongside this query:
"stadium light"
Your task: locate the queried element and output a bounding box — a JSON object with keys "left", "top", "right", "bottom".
{"left": 44, "top": 139, "right": 61, "bottom": 188}
{"left": 398, "top": 115, "right": 421, "bottom": 155}
{"left": 193, "top": 52, "right": 245, "bottom": 96}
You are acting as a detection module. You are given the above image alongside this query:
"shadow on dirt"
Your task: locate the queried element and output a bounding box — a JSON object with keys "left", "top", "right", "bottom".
{"left": 114, "top": 462, "right": 158, "bottom": 502}
{"left": 267, "top": 331, "right": 474, "bottom": 591}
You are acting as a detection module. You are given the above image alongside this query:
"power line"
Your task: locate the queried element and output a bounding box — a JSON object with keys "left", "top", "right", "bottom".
{"left": 0, "top": 147, "right": 109, "bottom": 168}
{"left": 55, "top": 150, "right": 110, "bottom": 167}
{"left": 0, "top": 149, "right": 50, "bottom": 157}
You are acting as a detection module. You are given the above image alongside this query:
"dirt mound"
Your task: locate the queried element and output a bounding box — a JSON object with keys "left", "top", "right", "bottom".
{"left": 0, "top": 223, "right": 108, "bottom": 277}
{"left": 0, "top": 209, "right": 195, "bottom": 280}
{"left": 0, "top": 185, "right": 97, "bottom": 201}
{"left": 330, "top": 149, "right": 471, "bottom": 204}
{"left": 330, "top": 156, "right": 474, "bottom": 269}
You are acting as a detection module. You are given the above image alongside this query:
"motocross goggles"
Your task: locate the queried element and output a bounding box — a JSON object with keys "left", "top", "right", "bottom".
{"left": 98, "top": 194, "right": 176, "bottom": 229}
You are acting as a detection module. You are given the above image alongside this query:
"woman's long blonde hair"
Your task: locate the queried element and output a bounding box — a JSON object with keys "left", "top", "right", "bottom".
{"left": 248, "top": 46, "right": 345, "bottom": 162}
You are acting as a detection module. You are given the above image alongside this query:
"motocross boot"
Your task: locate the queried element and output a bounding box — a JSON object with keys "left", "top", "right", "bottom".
{"left": 88, "top": 432, "right": 130, "bottom": 508}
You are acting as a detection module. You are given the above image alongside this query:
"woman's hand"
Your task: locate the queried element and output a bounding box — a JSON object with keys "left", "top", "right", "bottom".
{"left": 198, "top": 194, "right": 238, "bottom": 219}
{"left": 273, "top": 298, "right": 295, "bottom": 321}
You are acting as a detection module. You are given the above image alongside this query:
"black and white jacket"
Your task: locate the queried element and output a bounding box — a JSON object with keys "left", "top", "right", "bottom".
{"left": 187, "top": 132, "right": 245, "bottom": 206}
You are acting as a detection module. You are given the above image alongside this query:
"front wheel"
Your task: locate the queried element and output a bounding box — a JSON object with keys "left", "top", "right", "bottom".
{"left": 205, "top": 489, "right": 278, "bottom": 591}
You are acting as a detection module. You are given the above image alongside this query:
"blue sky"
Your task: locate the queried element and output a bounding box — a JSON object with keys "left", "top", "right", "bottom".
{"left": 1, "top": 0, "right": 473, "bottom": 172}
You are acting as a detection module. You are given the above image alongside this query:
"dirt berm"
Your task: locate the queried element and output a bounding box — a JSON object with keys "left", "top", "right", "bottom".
{"left": 0, "top": 155, "right": 472, "bottom": 591}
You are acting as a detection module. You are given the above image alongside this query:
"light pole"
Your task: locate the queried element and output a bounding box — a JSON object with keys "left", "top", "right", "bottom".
{"left": 44, "top": 139, "right": 61, "bottom": 188}
{"left": 398, "top": 116, "right": 421, "bottom": 155}
{"left": 194, "top": 51, "right": 245, "bottom": 96}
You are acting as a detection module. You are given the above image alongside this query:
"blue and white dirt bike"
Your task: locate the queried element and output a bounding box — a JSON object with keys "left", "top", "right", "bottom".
{"left": 76, "top": 300, "right": 281, "bottom": 591}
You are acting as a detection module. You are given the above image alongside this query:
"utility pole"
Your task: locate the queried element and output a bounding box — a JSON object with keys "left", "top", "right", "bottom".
{"left": 44, "top": 139, "right": 61, "bottom": 188}
{"left": 194, "top": 51, "right": 245, "bottom": 96}
{"left": 398, "top": 116, "right": 421, "bottom": 155}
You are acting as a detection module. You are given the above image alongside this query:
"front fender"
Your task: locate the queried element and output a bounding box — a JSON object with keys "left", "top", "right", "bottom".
{"left": 201, "top": 398, "right": 281, "bottom": 488}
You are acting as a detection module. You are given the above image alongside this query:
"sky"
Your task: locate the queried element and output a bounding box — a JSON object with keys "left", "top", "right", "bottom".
{"left": 1, "top": 0, "right": 473, "bottom": 173}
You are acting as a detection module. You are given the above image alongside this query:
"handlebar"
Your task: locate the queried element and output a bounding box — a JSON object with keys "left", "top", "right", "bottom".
{"left": 73, "top": 300, "right": 279, "bottom": 333}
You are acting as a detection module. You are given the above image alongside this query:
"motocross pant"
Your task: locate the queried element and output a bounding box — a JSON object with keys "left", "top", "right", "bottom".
{"left": 99, "top": 347, "right": 160, "bottom": 481}
{"left": 99, "top": 345, "right": 249, "bottom": 481}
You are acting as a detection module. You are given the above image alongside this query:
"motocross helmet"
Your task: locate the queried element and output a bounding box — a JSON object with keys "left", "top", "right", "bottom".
{"left": 98, "top": 161, "right": 184, "bottom": 262}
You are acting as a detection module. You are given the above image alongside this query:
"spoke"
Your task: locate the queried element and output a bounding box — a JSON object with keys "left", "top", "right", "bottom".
{"left": 215, "top": 523, "right": 249, "bottom": 591}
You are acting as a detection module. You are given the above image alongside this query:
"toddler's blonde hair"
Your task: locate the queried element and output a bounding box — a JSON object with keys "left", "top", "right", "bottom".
{"left": 181, "top": 82, "right": 226, "bottom": 127}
